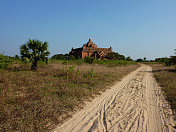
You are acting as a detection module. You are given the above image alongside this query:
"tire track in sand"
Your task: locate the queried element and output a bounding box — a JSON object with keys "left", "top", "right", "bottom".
{"left": 53, "top": 65, "right": 176, "bottom": 132}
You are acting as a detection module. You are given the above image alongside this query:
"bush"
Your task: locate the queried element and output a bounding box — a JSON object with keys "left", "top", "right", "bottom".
{"left": 84, "top": 57, "right": 94, "bottom": 64}
{"left": 0, "top": 54, "right": 11, "bottom": 69}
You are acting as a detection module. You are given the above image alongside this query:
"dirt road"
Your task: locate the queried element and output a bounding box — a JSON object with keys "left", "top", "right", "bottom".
{"left": 53, "top": 65, "right": 176, "bottom": 132}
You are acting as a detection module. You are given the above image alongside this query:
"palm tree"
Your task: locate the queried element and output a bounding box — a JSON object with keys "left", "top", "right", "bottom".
{"left": 20, "top": 39, "right": 50, "bottom": 70}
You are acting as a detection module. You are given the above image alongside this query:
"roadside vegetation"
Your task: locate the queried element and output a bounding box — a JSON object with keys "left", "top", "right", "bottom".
{"left": 151, "top": 49, "right": 176, "bottom": 114}
{"left": 51, "top": 52, "right": 135, "bottom": 67}
{"left": 0, "top": 54, "right": 17, "bottom": 69}
{"left": 0, "top": 38, "right": 175, "bottom": 131}
{"left": 51, "top": 59, "right": 136, "bottom": 67}
{"left": 0, "top": 39, "right": 139, "bottom": 131}
{"left": 0, "top": 60, "right": 139, "bottom": 131}
{"left": 154, "top": 50, "right": 176, "bottom": 66}
{"left": 151, "top": 64, "right": 176, "bottom": 113}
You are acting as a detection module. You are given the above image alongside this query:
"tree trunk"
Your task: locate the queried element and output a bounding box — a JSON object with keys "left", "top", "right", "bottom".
{"left": 31, "top": 60, "right": 38, "bottom": 71}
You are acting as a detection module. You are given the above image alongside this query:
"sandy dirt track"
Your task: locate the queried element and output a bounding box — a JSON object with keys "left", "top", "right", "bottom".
{"left": 53, "top": 65, "right": 176, "bottom": 132}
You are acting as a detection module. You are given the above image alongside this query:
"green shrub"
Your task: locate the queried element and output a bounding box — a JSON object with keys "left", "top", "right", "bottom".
{"left": 0, "top": 54, "right": 11, "bottom": 69}
{"left": 84, "top": 57, "right": 94, "bottom": 64}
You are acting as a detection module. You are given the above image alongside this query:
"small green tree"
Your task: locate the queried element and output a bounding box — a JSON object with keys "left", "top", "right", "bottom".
{"left": 20, "top": 39, "right": 50, "bottom": 70}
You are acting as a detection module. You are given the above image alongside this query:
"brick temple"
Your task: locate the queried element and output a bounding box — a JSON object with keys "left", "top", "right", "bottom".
{"left": 69, "top": 38, "right": 112, "bottom": 59}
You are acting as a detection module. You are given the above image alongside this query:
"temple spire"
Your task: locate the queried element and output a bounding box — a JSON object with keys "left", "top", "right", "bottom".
{"left": 89, "top": 37, "right": 92, "bottom": 42}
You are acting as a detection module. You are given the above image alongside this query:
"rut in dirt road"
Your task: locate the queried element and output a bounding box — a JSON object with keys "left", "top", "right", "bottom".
{"left": 53, "top": 65, "right": 176, "bottom": 132}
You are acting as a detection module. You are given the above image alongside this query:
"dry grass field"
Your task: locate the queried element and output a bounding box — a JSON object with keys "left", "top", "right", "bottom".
{"left": 151, "top": 64, "right": 176, "bottom": 113}
{"left": 0, "top": 63, "right": 139, "bottom": 131}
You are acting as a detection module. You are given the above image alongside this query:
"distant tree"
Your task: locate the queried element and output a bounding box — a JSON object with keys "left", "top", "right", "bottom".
{"left": 126, "top": 56, "right": 133, "bottom": 61}
{"left": 65, "top": 54, "right": 75, "bottom": 60}
{"left": 20, "top": 39, "right": 50, "bottom": 70}
{"left": 51, "top": 54, "right": 75, "bottom": 60}
{"left": 64, "top": 53, "right": 69, "bottom": 57}
{"left": 136, "top": 58, "right": 143, "bottom": 62}
{"left": 106, "top": 52, "right": 125, "bottom": 60}
{"left": 117, "top": 54, "right": 125, "bottom": 60}
{"left": 143, "top": 57, "right": 147, "bottom": 61}
{"left": 168, "top": 49, "right": 176, "bottom": 66}
{"left": 69, "top": 55, "right": 75, "bottom": 60}
{"left": 106, "top": 52, "right": 116, "bottom": 60}
{"left": 155, "top": 57, "right": 169, "bottom": 63}
{"left": 155, "top": 57, "right": 170, "bottom": 66}
{"left": 15, "top": 55, "right": 20, "bottom": 60}
{"left": 51, "top": 54, "right": 65, "bottom": 60}
{"left": 169, "top": 56, "right": 176, "bottom": 65}
{"left": 155, "top": 49, "right": 176, "bottom": 66}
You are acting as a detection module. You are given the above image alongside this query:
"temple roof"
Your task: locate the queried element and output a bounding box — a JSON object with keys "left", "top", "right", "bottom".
{"left": 89, "top": 37, "right": 92, "bottom": 42}
{"left": 86, "top": 38, "right": 97, "bottom": 47}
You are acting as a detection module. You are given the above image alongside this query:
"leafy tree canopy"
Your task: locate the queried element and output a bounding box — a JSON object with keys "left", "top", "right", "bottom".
{"left": 106, "top": 52, "right": 125, "bottom": 60}
{"left": 20, "top": 39, "right": 50, "bottom": 70}
{"left": 51, "top": 54, "right": 75, "bottom": 60}
{"left": 136, "top": 58, "right": 143, "bottom": 62}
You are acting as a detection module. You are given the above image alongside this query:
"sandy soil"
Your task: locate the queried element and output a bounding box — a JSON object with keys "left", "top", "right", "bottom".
{"left": 53, "top": 65, "right": 176, "bottom": 132}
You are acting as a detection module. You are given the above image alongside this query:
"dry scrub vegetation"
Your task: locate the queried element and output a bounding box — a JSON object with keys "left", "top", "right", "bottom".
{"left": 151, "top": 64, "right": 176, "bottom": 113}
{"left": 0, "top": 63, "right": 139, "bottom": 131}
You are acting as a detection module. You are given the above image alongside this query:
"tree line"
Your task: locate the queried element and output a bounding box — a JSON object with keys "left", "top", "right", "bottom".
{"left": 51, "top": 52, "right": 133, "bottom": 61}
{"left": 0, "top": 39, "right": 176, "bottom": 70}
